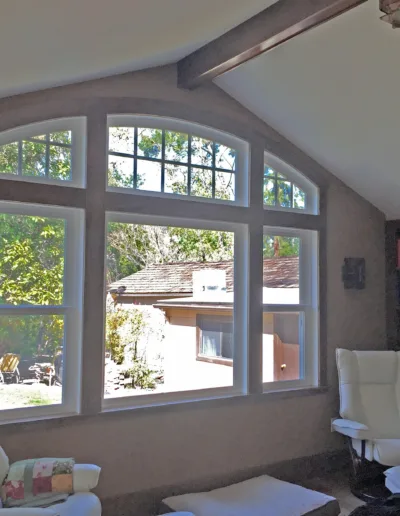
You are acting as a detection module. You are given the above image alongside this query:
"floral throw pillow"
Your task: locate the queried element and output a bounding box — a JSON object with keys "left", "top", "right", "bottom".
{"left": 2, "top": 458, "right": 74, "bottom": 508}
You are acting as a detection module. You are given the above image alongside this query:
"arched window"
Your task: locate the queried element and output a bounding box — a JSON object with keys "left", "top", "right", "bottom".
{"left": 107, "top": 115, "right": 248, "bottom": 205}
{"left": 0, "top": 118, "right": 86, "bottom": 187}
{"left": 264, "top": 152, "right": 319, "bottom": 215}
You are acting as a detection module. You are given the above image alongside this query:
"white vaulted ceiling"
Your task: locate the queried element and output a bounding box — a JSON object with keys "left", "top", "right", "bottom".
{"left": 0, "top": 0, "right": 274, "bottom": 98}
{"left": 216, "top": 1, "right": 400, "bottom": 219}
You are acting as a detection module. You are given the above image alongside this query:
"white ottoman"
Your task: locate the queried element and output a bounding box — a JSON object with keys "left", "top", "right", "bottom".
{"left": 163, "top": 475, "right": 340, "bottom": 516}
{"left": 385, "top": 466, "right": 400, "bottom": 493}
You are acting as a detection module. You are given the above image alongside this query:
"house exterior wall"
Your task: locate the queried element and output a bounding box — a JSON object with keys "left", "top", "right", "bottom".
{"left": 0, "top": 64, "right": 386, "bottom": 499}
{"left": 161, "top": 307, "right": 298, "bottom": 390}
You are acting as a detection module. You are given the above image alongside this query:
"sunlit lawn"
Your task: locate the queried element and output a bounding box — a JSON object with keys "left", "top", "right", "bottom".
{"left": 0, "top": 383, "right": 61, "bottom": 410}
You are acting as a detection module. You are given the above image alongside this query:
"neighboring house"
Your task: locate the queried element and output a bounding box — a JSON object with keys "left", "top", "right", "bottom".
{"left": 108, "top": 257, "right": 300, "bottom": 390}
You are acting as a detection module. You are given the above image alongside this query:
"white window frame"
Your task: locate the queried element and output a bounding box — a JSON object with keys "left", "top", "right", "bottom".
{"left": 0, "top": 201, "right": 85, "bottom": 423}
{"left": 264, "top": 151, "right": 319, "bottom": 215}
{"left": 102, "top": 211, "right": 248, "bottom": 411}
{"left": 0, "top": 118, "right": 87, "bottom": 188}
{"left": 106, "top": 115, "right": 249, "bottom": 207}
{"left": 262, "top": 226, "right": 319, "bottom": 392}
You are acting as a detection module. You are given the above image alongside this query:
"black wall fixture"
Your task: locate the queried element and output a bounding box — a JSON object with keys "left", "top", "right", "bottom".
{"left": 342, "top": 258, "right": 366, "bottom": 290}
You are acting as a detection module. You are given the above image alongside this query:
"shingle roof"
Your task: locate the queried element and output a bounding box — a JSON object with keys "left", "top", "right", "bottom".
{"left": 108, "top": 256, "right": 299, "bottom": 296}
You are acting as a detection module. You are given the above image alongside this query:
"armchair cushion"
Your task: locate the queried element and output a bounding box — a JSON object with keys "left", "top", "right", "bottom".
{"left": 385, "top": 466, "right": 400, "bottom": 493}
{"left": 163, "top": 475, "right": 339, "bottom": 516}
{"left": 2, "top": 458, "right": 74, "bottom": 508}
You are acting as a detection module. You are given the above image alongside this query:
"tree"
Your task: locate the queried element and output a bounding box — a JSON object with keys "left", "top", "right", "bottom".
{"left": 0, "top": 131, "right": 70, "bottom": 358}
{"left": 0, "top": 131, "right": 72, "bottom": 180}
{"left": 263, "top": 235, "right": 300, "bottom": 258}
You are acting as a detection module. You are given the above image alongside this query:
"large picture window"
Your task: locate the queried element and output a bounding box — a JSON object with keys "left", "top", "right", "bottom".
{"left": 264, "top": 152, "right": 319, "bottom": 215}
{"left": 0, "top": 202, "right": 84, "bottom": 421}
{"left": 0, "top": 111, "right": 321, "bottom": 422}
{"left": 103, "top": 213, "right": 247, "bottom": 408}
{"left": 0, "top": 118, "right": 86, "bottom": 187}
{"left": 262, "top": 227, "right": 319, "bottom": 389}
{"left": 107, "top": 116, "right": 249, "bottom": 205}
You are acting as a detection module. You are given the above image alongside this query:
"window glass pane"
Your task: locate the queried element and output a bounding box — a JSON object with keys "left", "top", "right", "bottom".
{"left": 215, "top": 171, "right": 235, "bottom": 201}
{"left": 278, "top": 180, "right": 292, "bottom": 208}
{"left": 109, "top": 127, "right": 135, "bottom": 155}
{"left": 191, "top": 136, "right": 213, "bottom": 167}
{"left": 49, "top": 146, "right": 71, "bottom": 181}
{"left": 137, "top": 128, "right": 162, "bottom": 159}
{"left": 263, "top": 234, "right": 299, "bottom": 304}
{"left": 215, "top": 143, "right": 236, "bottom": 171}
{"left": 263, "top": 312, "right": 301, "bottom": 383}
{"left": 105, "top": 223, "right": 234, "bottom": 397}
{"left": 0, "top": 213, "right": 65, "bottom": 306}
{"left": 263, "top": 178, "right": 276, "bottom": 206}
{"left": 164, "top": 164, "right": 188, "bottom": 195}
{"left": 22, "top": 141, "right": 46, "bottom": 177}
{"left": 165, "top": 131, "right": 188, "bottom": 163}
{"left": 264, "top": 166, "right": 275, "bottom": 177}
{"left": 108, "top": 155, "right": 134, "bottom": 189}
{"left": 293, "top": 185, "right": 306, "bottom": 210}
{"left": 49, "top": 131, "right": 71, "bottom": 145}
{"left": 0, "top": 143, "right": 18, "bottom": 175}
{"left": 191, "top": 168, "right": 212, "bottom": 198}
{"left": 0, "top": 315, "right": 63, "bottom": 409}
{"left": 137, "top": 160, "right": 162, "bottom": 192}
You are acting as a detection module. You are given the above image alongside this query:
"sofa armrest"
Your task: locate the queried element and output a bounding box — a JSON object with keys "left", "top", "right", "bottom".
{"left": 73, "top": 464, "right": 101, "bottom": 492}
{"left": 0, "top": 509, "right": 59, "bottom": 516}
{"left": 332, "top": 418, "right": 371, "bottom": 439}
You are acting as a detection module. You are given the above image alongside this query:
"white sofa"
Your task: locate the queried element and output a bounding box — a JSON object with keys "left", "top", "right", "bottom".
{"left": 332, "top": 348, "right": 400, "bottom": 466}
{"left": 0, "top": 447, "right": 101, "bottom": 516}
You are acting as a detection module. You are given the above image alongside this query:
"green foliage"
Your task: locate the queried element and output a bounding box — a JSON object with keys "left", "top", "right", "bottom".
{"left": 107, "top": 223, "right": 234, "bottom": 283}
{"left": 263, "top": 235, "right": 300, "bottom": 258}
{"left": 263, "top": 167, "right": 306, "bottom": 209}
{"left": 122, "top": 360, "right": 157, "bottom": 390}
{"left": 105, "top": 304, "right": 128, "bottom": 364}
{"left": 0, "top": 132, "right": 72, "bottom": 181}
{"left": 0, "top": 203, "right": 66, "bottom": 359}
{"left": 105, "top": 300, "right": 146, "bottom": 365}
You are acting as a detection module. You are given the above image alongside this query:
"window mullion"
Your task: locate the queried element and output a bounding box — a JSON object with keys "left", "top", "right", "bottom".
{"left": 247, "top": 139, "right": 265, "bottom": 394}
{"left": 81, "top": 109, "right": 108, "bottom": 416}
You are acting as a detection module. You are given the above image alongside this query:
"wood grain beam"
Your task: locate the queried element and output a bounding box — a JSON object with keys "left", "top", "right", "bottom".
{"left": 178, "top": 0, "right": 367, "bottom": 89}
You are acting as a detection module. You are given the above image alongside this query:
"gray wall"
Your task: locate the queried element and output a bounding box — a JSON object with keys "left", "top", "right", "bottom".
{"left": 0, "top": 65, "right": 386, "bottom": 498}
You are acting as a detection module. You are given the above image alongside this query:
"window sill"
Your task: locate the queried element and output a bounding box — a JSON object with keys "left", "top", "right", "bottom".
{"left": 0, "top": 386, "right": 328, "bottom": 432}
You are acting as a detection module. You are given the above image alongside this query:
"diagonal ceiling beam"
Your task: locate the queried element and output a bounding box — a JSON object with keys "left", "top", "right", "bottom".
{"left": 178, "top": 0, "right": 367, "bottom": 89}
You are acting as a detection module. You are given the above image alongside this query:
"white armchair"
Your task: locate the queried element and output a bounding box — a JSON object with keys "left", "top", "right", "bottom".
{"left": 0, "top": 447, "right": 101, "bottom": 516}
{"left": 332, "top": 348, "right": 400, "bottom": 501}
{"left": 333, "top": 348, "right": 400, "bottom": 465}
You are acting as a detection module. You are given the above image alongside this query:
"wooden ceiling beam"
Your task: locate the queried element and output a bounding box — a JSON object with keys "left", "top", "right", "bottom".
{"left": 178, "top": 0, "right": 367, "bottom": 89}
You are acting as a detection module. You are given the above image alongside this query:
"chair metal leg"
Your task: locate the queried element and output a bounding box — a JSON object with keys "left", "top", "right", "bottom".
{"left": 347, "top": 438, "right": 391, "bottom": 503}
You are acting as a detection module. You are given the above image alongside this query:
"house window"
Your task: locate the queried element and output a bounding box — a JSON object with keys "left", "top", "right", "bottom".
{"left": 107, "top": 116, "right": 248, "bottom": 205}
{"left": 0, "top": 118, "right": 86, "bottom": 187}
{"left": 103, "top": 213, "right": 246, "bottom": 408}
{"left": 264, "top": 152, "right": 319, "bottom": 215}
{"left": 0, "top": 111, "right": 322, "bottom": 420}
{"left": 0, "top": 202, "right": 84, "bottom": 421}
{"left": 262, "top": 227, "right": 319, "bottom": 389}
{"left": 197, "top": 315, "right": 233, "bottom": 366}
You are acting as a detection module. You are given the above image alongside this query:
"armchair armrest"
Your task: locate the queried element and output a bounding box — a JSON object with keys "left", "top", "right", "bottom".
{"left": 332, "top": 418, "right": 371, "bottom": 439}
{"left": 73, "top": 464, "right": 101, "bottom": 492}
